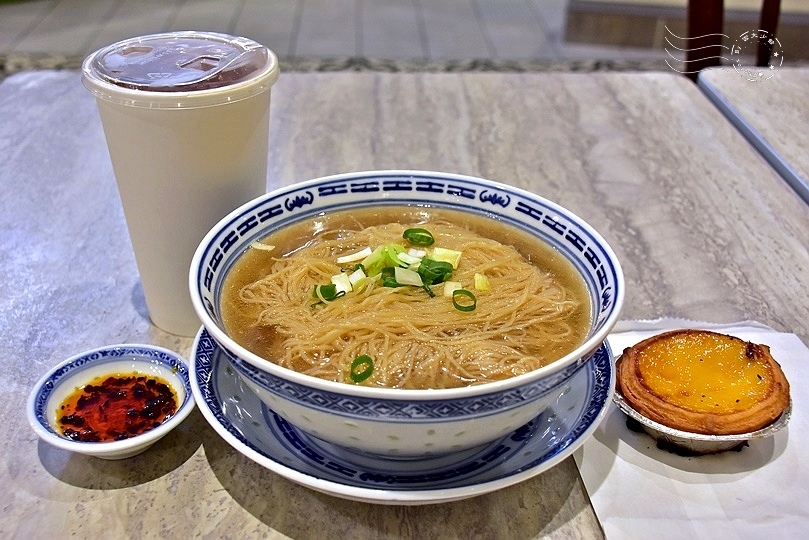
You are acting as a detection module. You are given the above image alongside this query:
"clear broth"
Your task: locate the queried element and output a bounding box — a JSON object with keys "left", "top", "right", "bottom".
{"left": 221, "top": 207, "right": 592, "bottom": 386}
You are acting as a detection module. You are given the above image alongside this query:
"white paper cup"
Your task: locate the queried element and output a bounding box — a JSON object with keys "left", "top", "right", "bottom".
{"left": 82, "top": 31, "right": 280, "bottom": 336}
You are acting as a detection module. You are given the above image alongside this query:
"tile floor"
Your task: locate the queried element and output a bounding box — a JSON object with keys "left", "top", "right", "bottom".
{"left": 2, "top": 0, "right": 807, "bottom": 77}
{"left": 0, "top": 0, "right": 672, "bottom": 74}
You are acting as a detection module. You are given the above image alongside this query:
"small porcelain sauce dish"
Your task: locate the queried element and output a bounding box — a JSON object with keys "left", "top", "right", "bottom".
{"left": 27, "top": 344, "right": 195, "bottom": 460}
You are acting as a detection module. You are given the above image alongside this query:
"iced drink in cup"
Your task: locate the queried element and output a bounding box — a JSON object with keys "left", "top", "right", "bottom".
{"left": 82, "top": 32, "right": 279, "bottom": 336}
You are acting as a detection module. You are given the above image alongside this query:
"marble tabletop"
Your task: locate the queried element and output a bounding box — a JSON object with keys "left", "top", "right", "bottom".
{"left": 2, "top": 69, "right": 808, "bottom": 539}
{"left": 698, "top": 66, "right": 809, "bottom": 204}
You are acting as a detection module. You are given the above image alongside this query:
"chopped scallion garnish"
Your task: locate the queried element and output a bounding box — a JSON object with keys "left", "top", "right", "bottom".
{"left": 452, "top": 289, "right": 477, "bottom": 312}
{"left": 414, "top": 258, "right": 453, "bottom": 297}
{"left": 361, "top": 244, "right": 406, "bottom": 276}
{"left": 474, "top": 273, "right": 490, "bottom": 291}
{"left": 403, "top": 228, "right": 435, "bottom": 246}
{"left": 380, "top": 267, "right": 402, "bottom": 288}
{"left": 248, "top": 241, "right": 276, "bottom": 252}
{"left": 310, "top": 231, "right": 472, "bottom": 307}
{"left": 348, "top": 267, "right": 367, "bottom": 286}
{"left": 350, "top": 355, "right": 374, "bottom": 383}
{"left": 331, "top": 272, "right": 353, "bottom": 295}
{"left": 430, "top": 247, "right": 462, "bottom": 268}
{"left": 394, "top": 266, "right": 424, "bottom": 287}
{"left": 443, "top": 281, "right": 462, "bottom": 297}
{"left": 312, "top": 284, "right": 345, "bottom": 304}
{"left": 417, "top": 258, "right": 454, "bottom": 286}
{"left": 336, "top": 246, "right": 373, "bottom": 264}
{"left": 397, "top": 251, "right": 423, "bottom": 265}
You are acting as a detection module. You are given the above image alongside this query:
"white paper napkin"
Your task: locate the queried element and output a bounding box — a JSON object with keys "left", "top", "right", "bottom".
{"left": 574, "top": 319, "right": 809, "bottom": 539}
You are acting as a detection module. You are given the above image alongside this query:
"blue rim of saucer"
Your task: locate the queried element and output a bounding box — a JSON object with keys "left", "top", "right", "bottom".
{"left": 191, "top": 329, "right": 613, "bottom": 503}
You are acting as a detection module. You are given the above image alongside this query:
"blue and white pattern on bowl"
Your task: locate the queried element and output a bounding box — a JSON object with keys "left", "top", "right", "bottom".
{"left": 189, "top": 170, "right": 624, "bottom": 456}
{"left": 193, "top": 171, "right": 622, "bottom": 334}
{"left": 191, "top": 329, "right": 614, "bottom": 504}
{"left": 27, "top": 344, "right": 195, "bottom": 460}
{"left": 223, "top": 341, "right": 590, "bottom": 420}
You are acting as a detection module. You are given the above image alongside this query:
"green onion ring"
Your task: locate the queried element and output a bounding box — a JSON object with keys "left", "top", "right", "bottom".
{"left": 452, "top": 289, "right": 477, "bottom": 311}
{"left": 403, "top": 228, "right": 435, "bottom": 246}
{"left": 350, "top": 355, "right": 374, "bottom": 383}
{"left": 311, "top": 284, "right": 345, "bottom": 306}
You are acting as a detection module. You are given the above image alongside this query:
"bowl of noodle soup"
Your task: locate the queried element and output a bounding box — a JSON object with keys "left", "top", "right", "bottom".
{"left": 190, "top": 171, "right": 624, "bottom": 457}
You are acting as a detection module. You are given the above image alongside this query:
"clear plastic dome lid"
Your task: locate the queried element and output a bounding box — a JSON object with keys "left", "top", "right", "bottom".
{"left": 84, "top": 31, "right": 277, "bottom": 93}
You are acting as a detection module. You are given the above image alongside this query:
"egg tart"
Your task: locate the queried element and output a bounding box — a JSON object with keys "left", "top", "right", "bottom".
{"left": 616, "top": 329, "right": 790, "bottom": 435}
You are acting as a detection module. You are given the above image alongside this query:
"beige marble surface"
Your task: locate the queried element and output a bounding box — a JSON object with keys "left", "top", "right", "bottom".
{"left": 2, "top": 69, "right": 808, "bottom": 539}
{"left": 698, "top": 66, "right": 809, "bottom": 203}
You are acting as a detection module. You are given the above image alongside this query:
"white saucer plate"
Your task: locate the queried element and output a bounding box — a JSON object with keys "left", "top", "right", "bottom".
{"left": 191, "top": 329, "right": 614, "bottom": 505}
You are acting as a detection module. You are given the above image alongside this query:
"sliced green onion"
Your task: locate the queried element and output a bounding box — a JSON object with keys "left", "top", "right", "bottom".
{"left": 403, "top": 228, "right": 435, "bottom": 246}
{"left": 361, "top": 244, "right": 406, "bottom": 276}
{"left": 248, "top": 241, "right": 276, "bottom": 252}
{"left": 350, "top": 355, "right": 374, "bottom": 383}
{"left": 452, "top": 289, "right": 477, "bottom": 312}
{"left": 348, "top": 267, "right": 367, "bottom": 286}
{"left": 331, "top": 272, "right": 353, "bottom": 294}
{"left": 418, "top": 258, "right": 454, "bottom": 285}
{"left": 312, "top": 284, "right": 345, "bottom": 304}
{"left": 394, "top": 266, "right": 424, "bottom": 287}
{"left": 416, "top": 258, "right": 453, "bottom": 297}
{"left": 443, "top": 281, "right": 462, "bottom": 297}
{"left": 474, "top": 273, "right": 490, "bottom": 291}
{"left": 380, "top": 267, "right": 402, "bottom": 288}
{"left": 336, "top": 246, "right": 373, "bottom": 264}
{"left": 430, "top": 247, "right": 462, "bottom": 268}
{"left": 397, "top": 251, "right": 423, "bottom": 265}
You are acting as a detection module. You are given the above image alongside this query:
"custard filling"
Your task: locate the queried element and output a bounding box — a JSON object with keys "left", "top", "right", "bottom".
{"left": 636, "top": 332, "right": 773, "bottom": 414}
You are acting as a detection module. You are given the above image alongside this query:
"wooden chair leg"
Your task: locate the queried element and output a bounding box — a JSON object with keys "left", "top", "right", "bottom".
{"left": 757, "top": 0, "right": 781, "bottom": 66}
{"left": 686, "top": 0, "right": 725, "bottom": 81}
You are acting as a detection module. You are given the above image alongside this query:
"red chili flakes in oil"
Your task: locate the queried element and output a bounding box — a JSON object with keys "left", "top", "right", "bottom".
{"left": 57, "top": 374, "right": 178, "bottom": 442}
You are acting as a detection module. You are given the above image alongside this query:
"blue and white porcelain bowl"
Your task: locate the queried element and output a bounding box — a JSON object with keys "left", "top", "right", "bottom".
{"left": 189, "top": 170, "right": 624, "bottom": 457}
{"left": 27, "top": 344, "right": 195, "bottom": 460}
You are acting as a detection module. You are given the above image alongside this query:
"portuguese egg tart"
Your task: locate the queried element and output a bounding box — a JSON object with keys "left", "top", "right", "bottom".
{"left": 616, "top": 329, "right": 790, "bottom": 435}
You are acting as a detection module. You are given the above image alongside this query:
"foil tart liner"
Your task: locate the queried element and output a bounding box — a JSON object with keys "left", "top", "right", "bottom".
{"left": 613, "top": 391, "right": 792, "bottom": 455}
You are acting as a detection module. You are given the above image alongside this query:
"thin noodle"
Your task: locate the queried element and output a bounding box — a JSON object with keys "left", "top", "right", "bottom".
{"left": 231, "top": 220, "right": 587, "bottom": 389}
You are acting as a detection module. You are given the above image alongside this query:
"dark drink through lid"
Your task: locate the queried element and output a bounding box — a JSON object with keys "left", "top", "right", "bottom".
{"left": 87, "top": 32, "right": 272, "bottom": 92}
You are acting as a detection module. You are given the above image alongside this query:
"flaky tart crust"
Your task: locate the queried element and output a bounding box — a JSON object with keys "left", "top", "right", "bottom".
{"left": 616, "top": 329, "right": 791, "bottom": 435}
